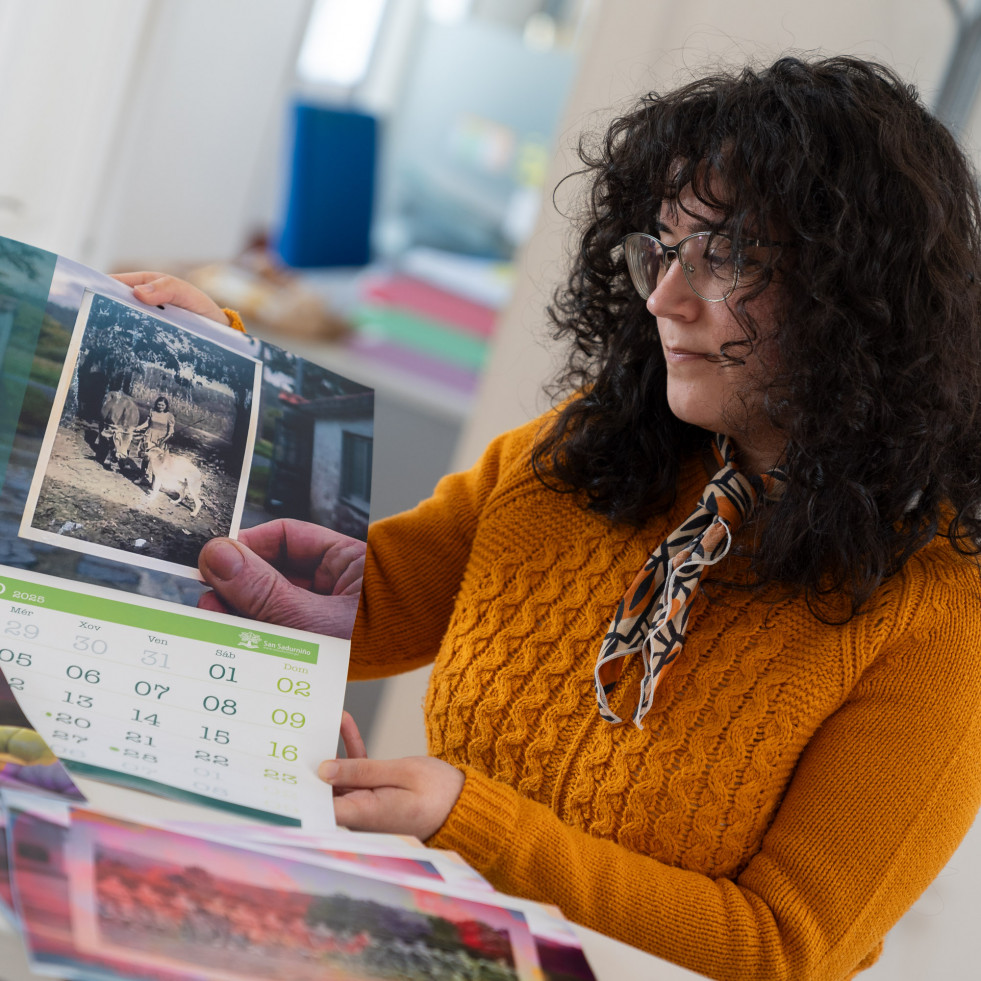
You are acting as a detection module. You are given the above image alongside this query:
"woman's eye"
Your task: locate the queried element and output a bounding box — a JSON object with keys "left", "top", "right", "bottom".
{"left": 734, "top": 249, "right": 765, "bottom": 275}
{"left": 705, "top": 246, "right": 734, "bottom": 271}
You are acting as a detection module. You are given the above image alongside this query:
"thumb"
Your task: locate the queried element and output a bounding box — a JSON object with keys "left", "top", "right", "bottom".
{"left": 198, "top": 538, "right": 358, "bottom": 638}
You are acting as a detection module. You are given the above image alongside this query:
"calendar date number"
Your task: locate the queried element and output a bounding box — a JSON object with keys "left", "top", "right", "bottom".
{"left": 263, "top": 769, "right": 297, "bottom": 784}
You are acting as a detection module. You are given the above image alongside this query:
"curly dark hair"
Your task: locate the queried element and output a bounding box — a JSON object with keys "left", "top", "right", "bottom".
{"left": 532, "top": 55, "right": 981, "bottom": 619}
{"left": 154, "top": 395, "right": 171, "bottom": 411}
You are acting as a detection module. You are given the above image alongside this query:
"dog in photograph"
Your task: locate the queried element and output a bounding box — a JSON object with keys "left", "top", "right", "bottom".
{"left": 144, "top": 446, "right": 204, "bottom": 517}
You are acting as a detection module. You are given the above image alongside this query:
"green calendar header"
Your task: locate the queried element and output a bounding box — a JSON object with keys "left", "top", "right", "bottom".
{"left": 0, "top": 575, "right": 319, "bottom": 664}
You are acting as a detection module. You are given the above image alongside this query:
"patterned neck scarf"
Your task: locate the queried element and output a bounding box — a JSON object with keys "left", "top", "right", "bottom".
{"left": 594, "top": 433, "right": 785, "bottom": 728}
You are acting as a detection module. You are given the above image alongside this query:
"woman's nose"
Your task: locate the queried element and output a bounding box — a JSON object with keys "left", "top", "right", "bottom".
{"left": 646, "top": 257, "right": 700, "bottom": 320}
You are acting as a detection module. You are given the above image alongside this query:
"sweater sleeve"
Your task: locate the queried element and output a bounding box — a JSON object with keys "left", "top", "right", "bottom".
{"left": 429, "top": 560, "right": 981, "bottom": 981}
{"left": 348, "top": 416, "right": 545, "bottom": 681}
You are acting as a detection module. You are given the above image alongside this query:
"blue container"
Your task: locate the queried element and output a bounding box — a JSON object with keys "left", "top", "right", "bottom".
{"left": 276, "top": 102, "right": 377, "bottom": 268}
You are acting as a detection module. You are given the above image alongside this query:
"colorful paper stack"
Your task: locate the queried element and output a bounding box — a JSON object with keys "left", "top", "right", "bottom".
{"left": 347, "top": 262, "right": 506, "bottom": 398}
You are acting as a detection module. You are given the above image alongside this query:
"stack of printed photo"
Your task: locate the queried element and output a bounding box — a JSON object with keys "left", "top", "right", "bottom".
{"left": 0, "top": 776, "right": 598, "bottom": 980}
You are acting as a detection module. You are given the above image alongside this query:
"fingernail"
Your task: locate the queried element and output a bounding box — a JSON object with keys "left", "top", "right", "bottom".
{"left": 203, "top": 540, "right": 244, "bottom": 580}
{"left": 138, "top": 282, "right": 155, "bottom": 294}
{"left": 319, "top": 761, "right": 339, "bottom": 782}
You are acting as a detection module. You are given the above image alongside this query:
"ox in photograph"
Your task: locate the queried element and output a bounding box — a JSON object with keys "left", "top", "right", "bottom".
{"left": 19, "top": 290, "right": 261, "bottom": 578}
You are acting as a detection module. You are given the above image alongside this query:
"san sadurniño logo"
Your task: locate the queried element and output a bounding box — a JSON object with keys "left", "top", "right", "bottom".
{"left": 236, "top": 629, "right": 318, "bottom": 663}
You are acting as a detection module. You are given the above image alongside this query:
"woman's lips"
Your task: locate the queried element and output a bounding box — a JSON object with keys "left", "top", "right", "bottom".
{"left": 664, "top": 346, "right": 708, "bottom": 361}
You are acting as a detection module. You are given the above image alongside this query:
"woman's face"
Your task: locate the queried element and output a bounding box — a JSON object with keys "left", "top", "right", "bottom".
{"left": 647, "top": 187, "right": 784, "bottom": 473}
{"left": 155, "top": 399, "right": 167, "bottom": 411}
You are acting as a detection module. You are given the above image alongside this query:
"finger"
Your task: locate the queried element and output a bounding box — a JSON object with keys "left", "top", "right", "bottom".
{"left": 324, "top": 758, "right": 465, "bottom": 839}
{"left": 111, "top": 271, "right": 162, "bottom": 287}
{"left": 111, "top": 271, "right": 228, "bottom": 324}
{"left": 339, "top": 711, "right": 368, "bottom": 759}
{"left": 314, "top": 538, "right": 366, "bottom": 596}
{"left": 317, "top": 756, "right": 419, "bottom": 790}
{"left": 198, "top": 538, "right": 359, "bottom": 637}
{"left": 237, "top": 519, "right": 366, "bottom": 596}
{"left": 331, "top": 788, "right": 410, "bottom": 834}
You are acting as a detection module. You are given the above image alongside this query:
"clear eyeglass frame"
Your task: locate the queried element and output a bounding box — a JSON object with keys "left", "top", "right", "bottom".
{"left": 622, "top": 230, "right": 770, "bottom": 304}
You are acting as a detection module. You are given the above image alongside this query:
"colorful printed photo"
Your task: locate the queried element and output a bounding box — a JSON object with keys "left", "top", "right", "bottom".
{"left": 9, "top": 805, "right": 541, "bottom": 981}
{"left": 0, "top": 649, "right": 83, "bottom": 802}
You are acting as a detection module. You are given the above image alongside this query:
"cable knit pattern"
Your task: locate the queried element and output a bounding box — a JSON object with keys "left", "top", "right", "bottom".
{"left": 350, "top": 412, "right": 981, "bottom": 981}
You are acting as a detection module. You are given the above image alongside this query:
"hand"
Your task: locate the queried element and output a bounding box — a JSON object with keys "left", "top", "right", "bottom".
{"left": 319, "top": 753, "right": 465, "bottom": 841}
{"left": 198, "top": 519, "right": 366, "bottom": 638}
{"left": 112, "top": 271, "right": 229, "bottom": 325}
{"left": 326, "top": 713, "right": 462, "bottom": 841}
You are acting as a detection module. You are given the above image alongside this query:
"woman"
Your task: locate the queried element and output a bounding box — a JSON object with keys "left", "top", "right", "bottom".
{"left": 133, "top": 395, "right": 177, "bottom": 483}
{"left": 122, "top": 56, "right": 981, "bottom": 981}
{"left": 137, "top": 395, "right": 176, "bottom": 451}
{"left": 134, "top": 394, "right": 177, "bottom": 482}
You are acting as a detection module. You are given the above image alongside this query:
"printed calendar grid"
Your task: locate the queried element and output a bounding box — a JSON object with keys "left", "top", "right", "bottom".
{"left": 59, "top": 761, "right": 306, "bottom": 826}
{"left": 0, "top": 564, "right": 349, "bottom": 829}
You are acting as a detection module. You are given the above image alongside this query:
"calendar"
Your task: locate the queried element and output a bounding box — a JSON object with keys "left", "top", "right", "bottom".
{"left": 0, "top": 234, "right": 375, "bottom": 832}
{"left": 0, "top": 564, "right": 349, "bottom": 830}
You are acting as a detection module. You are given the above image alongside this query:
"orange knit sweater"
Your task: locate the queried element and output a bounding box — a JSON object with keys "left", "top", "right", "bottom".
{"left": 349, "top": 412, "right": 981, "bottom": 981}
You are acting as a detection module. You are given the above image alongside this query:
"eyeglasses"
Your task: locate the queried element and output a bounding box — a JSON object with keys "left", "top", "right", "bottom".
{"left": 622, "top": 230, "right": 776, "bottom": 303}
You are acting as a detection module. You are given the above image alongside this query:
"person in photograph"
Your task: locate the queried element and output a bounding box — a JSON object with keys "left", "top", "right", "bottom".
{"left": 139, "top": 395, "right": 177, "bottom": 451}
{"left": 120, "top": 56, "right": 981, "bottom": 981}
{"left": 134, "top": 394, "right": 176, "bottom": 482}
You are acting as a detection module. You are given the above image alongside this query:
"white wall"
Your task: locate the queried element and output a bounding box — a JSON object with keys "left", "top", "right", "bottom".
{"left": 0, "top": 0, "right": 152, "bottom": 260}
{"left": 0, "top": 0, "right": 314, "bottom": 270}
{"left": 94, "top": 0, "right": 314, "bottom": 270}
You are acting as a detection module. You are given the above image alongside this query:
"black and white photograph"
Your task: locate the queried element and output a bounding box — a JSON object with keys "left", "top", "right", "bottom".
{"left": 19, "top": 290, "right": 261, "bottom": 578}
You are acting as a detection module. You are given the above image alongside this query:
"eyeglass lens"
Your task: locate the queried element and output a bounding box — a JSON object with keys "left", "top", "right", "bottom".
{"left": 624, "top": 233, "right": 736, "bottom": 302}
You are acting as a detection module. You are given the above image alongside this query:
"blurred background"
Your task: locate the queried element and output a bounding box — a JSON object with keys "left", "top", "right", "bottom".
{"left": 0, "top": 1, "right": 978, "bottom": 975}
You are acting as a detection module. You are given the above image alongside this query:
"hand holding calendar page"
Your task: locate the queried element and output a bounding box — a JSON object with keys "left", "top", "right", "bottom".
{"left": 0, "top": 236, "right": 372, "bottom": 829}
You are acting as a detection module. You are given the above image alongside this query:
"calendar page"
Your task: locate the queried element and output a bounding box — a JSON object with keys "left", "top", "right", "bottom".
{"left": 0, "top": 564, "right": 347, "bottom": 829}
{"left": 0, "top": 235, "right": 374, "bottom": 830}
